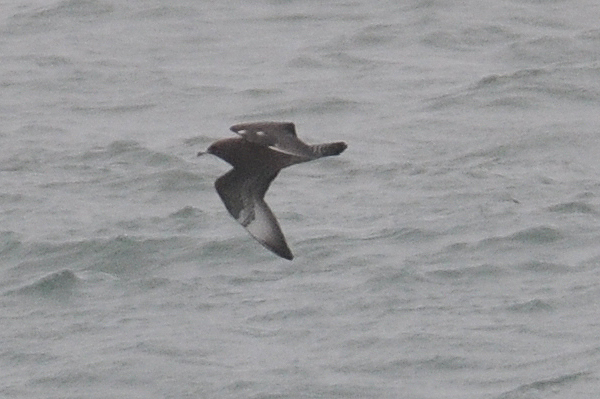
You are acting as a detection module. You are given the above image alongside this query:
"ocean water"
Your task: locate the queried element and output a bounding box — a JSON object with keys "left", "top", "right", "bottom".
{"left": 2, "top": 0, "right": 600, "bottom": 398}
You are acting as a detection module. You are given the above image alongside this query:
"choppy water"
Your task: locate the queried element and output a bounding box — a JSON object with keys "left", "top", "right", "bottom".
{"left": 2, "top": 0, "right": 600, "bottom": 398}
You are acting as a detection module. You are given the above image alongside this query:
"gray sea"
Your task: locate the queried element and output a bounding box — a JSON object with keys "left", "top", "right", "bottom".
{"left": 2, "top": 0, "right": 600, "bottom": 398}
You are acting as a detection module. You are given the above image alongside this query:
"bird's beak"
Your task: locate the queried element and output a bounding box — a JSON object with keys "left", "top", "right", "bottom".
{"left": 197, "top": 151, "right": 205, "bottom": 157}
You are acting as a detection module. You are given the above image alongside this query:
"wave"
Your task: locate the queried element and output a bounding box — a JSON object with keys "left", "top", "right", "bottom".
{"left": 469, "top": 226, "right": 564, "bottom": 249}
{"left": 427, "top": 63, "right": 600, "bottom": 112}
{"left": 547, "top": 201, "right": 596, "bottom": 214}
{"left": 506, "top": 299, "right": 553, "bottom": 313}
{"left": 8, "top": 1, "right": 113, "bottom": 22}
{"left": 0, "top": 231, "right": 22, "bottom": 258}
{"left": 508, "top": 226, "right": 563, "bottom": 244}
{"left": 428, "top": 263, "right": 507, "bottom": 281}
{"left": 495, "top": 371, "right": 590, "bottom": 399}
{"left": 239, "top": 96, "right": 368, "bottom": 120}
{"left": 8, "top": 269, "right": 79, "bottom": 297}
{"left": 8, "top": 235, "right": 200, "bottom": 280}
{"left": 515, "top": 260, "right": 572, "bottom": 274}
{"left": 48, "top": 140, "right": 210, "bottom": 195}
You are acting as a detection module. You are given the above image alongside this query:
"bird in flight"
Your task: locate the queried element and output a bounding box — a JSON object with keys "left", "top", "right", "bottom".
{"left": 199, "top": 122, "right": 347, "bottom": 260}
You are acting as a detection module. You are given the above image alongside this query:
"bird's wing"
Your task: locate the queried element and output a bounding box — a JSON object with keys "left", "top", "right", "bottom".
{"left": 214, "top": 168, "right": 293, "bottom": 260}
{"left": 230, "top": 122, "right": 317, "bottom": 159}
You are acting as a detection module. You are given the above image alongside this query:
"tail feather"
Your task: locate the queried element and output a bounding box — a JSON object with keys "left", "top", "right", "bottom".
{"left": 312, "top": 141, "right": 347, "bottom": 157}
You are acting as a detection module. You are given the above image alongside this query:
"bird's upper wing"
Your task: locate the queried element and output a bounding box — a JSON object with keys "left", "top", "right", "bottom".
{"left": 230, "top": 122, "right": 317, "bottom": 159}
{"left": 214, "top": 168, "right": 293, "bottom": 260}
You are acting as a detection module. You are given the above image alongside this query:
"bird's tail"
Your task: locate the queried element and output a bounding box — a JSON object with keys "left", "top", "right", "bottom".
{"left": 312, "top": 141, "right": 348, "bottom": 157}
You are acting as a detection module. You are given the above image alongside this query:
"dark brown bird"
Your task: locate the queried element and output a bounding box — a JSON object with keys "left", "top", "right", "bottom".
{"left": 199, "top": 122, "right": 347, "bottom": 260}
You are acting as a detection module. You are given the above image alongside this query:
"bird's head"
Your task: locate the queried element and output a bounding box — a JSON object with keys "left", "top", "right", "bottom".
{"left": 198, "top": 138, "right": 244, "bottom": 166}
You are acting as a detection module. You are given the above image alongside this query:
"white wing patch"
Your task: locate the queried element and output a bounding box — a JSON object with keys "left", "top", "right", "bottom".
{"left": 237, "top": 206, "right": 254, "bottom": 227}
{"left": 244, "top": 199, "right": 292, "bottom": 260}
{"left": 246, "top": 203, "right": 276, "bottom": 243}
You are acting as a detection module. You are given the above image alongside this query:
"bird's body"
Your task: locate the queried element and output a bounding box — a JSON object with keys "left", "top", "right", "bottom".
{"left": 201, "top": 122, "right": 347, "bottom": 260}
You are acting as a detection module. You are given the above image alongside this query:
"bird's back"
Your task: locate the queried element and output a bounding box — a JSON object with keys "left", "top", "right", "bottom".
{"left": 208, "top": 137, "right": 310, "bottom": 171}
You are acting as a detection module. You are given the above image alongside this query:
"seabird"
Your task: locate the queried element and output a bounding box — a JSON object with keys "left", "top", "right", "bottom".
{"left": 199, "top": 122, "right": 347, "bottom": 260}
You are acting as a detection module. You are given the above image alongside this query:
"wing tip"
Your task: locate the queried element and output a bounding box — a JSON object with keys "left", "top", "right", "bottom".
{"left": 261, "top": 239, "right": 294, "bottom": 260}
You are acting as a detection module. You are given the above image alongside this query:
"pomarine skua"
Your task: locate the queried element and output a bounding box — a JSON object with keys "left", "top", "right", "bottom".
{"left": 199, "top": 122, "right": 347, "bottom": 260}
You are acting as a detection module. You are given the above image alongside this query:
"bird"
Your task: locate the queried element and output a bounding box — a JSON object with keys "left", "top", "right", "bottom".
{"left": 198, "top": 122, "right": 347, "bottom": 260}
